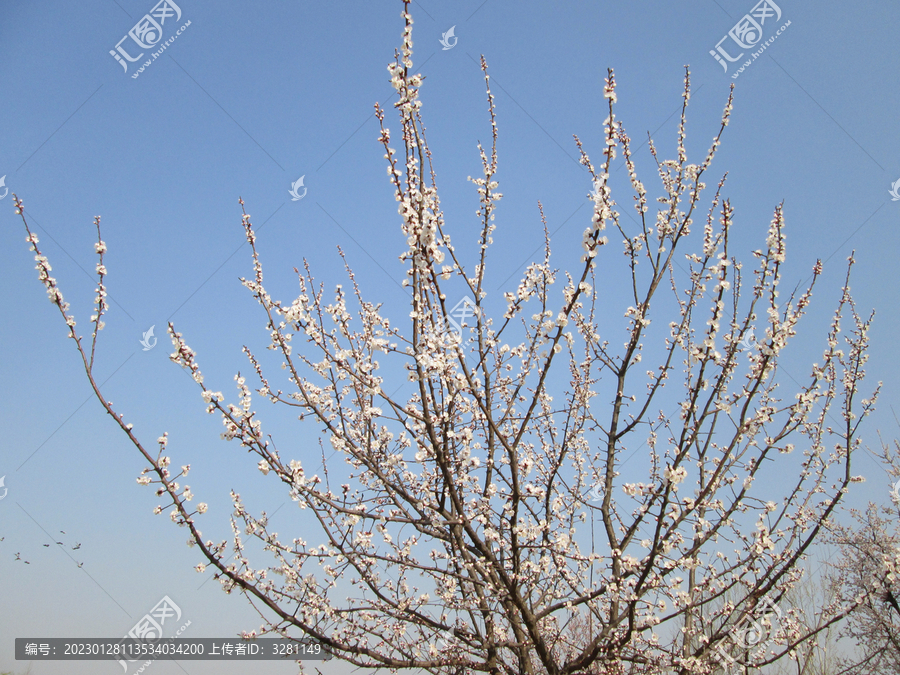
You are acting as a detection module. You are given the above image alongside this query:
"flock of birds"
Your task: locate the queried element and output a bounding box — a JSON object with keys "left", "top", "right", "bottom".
{"left": 3, "top": 531, "right": 86, "bottom": 567}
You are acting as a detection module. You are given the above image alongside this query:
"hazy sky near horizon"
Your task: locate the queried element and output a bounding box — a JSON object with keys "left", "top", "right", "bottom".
{"left": 1, "top": 0, "right": 899, "bottom": 673}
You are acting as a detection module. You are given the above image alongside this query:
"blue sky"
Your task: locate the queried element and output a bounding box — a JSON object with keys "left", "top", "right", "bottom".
{"left": 1, "top": 0, "right": 898, "bottom": 672}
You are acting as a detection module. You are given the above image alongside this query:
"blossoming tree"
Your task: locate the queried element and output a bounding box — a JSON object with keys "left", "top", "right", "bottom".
{"left": 16, "top": 2, "right": 878, "bottom": 673}
{"left": 823, "top": 437, "right": 900, "bottom": 675}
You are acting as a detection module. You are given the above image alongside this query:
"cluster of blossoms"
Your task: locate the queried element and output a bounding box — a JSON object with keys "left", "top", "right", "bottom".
{"left": 14, "top": 5, "right": 879, "bottom": 674}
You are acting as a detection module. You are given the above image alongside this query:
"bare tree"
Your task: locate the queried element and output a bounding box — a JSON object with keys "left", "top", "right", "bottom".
{"left": 15, "top": 2, "right": 879, "bottom": 673}
{"left": 562, "top": 565, "right": 847, "bottom": 675}
{"left": 765, "top": 557, "right": 845, "bottom": 675}
{"left": 825, "top": 437, "right": 900, "bottom": 675}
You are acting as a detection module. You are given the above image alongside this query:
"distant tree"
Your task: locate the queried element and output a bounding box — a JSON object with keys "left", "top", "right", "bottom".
{"left": 825, "top": 437, "right": 900, "bottom": 675}
{"left": 1, "top": 664, "right": 34, "bottom": 675}
{"left": 765, "top": 558, "right": 845, "bottom": 675}
{"left": 15, "top": 2, "right": 879, "bottom": 673}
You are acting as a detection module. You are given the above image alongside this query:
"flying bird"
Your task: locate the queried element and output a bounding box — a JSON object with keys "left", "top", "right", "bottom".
{"left": 72, "top": 543, "right": 81, "bottom": 550}
{"left": 43, "top": 543, "right": 50, "bottom": 547}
